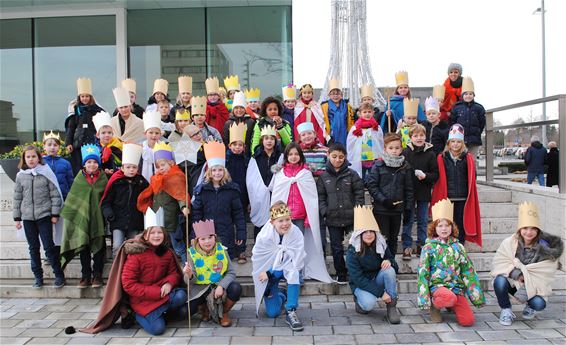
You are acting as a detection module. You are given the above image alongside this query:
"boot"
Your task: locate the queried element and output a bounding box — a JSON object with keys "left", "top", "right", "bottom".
{"left": 220, "top": 299, "right": 237, "bottom": 327}
{"left": 430, "top": 305, "right": 442, "bottom": 323}
{"left": 385, "top": 298, "right": 401, "bottom": 324}
{"left": 198, "top": 303, "right": 211, "bottom": 322}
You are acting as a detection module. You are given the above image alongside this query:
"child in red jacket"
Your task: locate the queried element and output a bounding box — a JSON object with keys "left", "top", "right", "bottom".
{"left": 205, "top": 77, "right": 230, "bottom": 137}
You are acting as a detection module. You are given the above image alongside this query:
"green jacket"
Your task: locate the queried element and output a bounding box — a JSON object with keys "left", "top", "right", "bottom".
{"left": 250, "top": 117, "right": 292, "bottom": 154}
{"left": 153, "top": 190, "right": 186, "bottom": 233}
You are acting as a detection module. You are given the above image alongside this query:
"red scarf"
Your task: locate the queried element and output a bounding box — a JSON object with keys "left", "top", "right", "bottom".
{"left": 299, "top": 138, "right": 321, "bottom": 150}
{"left": 353, "top": 117, "right": 379, "bottom": 136}
{"left": 137, "top": 165, "right": 188, "bottom": 213}
{"left": 100, "top": 169, "right": 126, "bottom": 204}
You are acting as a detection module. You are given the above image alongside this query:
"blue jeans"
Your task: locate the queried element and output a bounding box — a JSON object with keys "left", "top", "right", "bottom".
{"left": 402, "top": 201, "right": 429, "bottom": 249}
{"left": 354, "top": 268, "right": 397, "bottom": 311}
{"left": 527, "top": 172, "right": 545, "bottom": 186}
{"left": 23, "top": 217, "right": 64, "bottom": 280}
{"left": 135, "top": 288, "right": 188, "bottom": 335}
{"left": 169, "top": 233, "right": 187, "bottom": 265}
{"left": 493, "top": 275, "right": 546, "bottom": 311}
{"left": 264, "top": 270, "right": 300, "bottom": 317}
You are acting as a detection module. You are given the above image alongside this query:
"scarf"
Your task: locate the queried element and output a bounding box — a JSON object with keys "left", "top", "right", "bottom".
{"left": 299, "top": 139, "right": 321, "bottom": 151}
{"left": 100, "top": 137, "right": 123, "bottom": 164}
{"left": 137, "top": 165, "right": 188, "bottom": 213}
{"left": 381, "top": 152, "right": 405, "bottom": 168}
{"left": 328, "top": 100, "right": 348, "bottom": 144}
{"left": 353, "top": 117, "right": 379, "bottom": 136}
{"left": 450, "top": 76, "right": 463, "bottom": 89}
{"left": 100, "top": 169, "right": 126, "bottom": 204}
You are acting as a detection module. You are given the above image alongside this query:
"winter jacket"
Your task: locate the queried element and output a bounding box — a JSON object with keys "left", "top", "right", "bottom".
{"left": 251, "top": 117, "right": 292, "bottom": 154}
{"left": 65, "top": 103, "right": 104, "bottom": 149}
{"left": 282, "top": 107, "right": 295, "bottom": 133}
{"left": 191, "top": 182, "right": 247, "bottom": 257}
{"left": 253, "top": 144, "right": 282, "bottom": 186}
{"left": 321, "top": 100, "right": 355, "bottom": 145}
{"left": 545, "top": 147, "right": 559, "bottom": 187}
{"left": 13, "top": 172, "right": 62, "bottom": 221}
{"left": 283, "top": 163, "right": 307, "bottom": 220}
{"left": 402, "top": 143, "right": 439, "bottom": 202}
{"left": 442, "top": 151, "right": 469, "bottom": 200}
{"left": 423, "top": 120, "right": 449, "bottom": 155}
{"left": 43, "top": 156, "right": 74, "bottom": 199}
{"left": 524, "top": 141, "right": 546, "bottom": 174}
{"left": 316, "top": 161, "right": 365, "bottom": 227}
{"left": 222, "top": 114, "right": 256, "bottom": 152}
{"left": 301, "top": 141, "right": 328, "bottom": 176}
{"left": 206, "top": 101, "right": 230, "bottom": 136}
{"left": 154, "top": 190, "right": 185, "bottom": 234}
{"left": 366, "top": 159, "right": 414, "bottom": 214}
{"left": 440, "top": 77, "right": 462, "bottom": 122}
{"left": 379, "top": 95, "right": 426, "bottom": 133}
{"left": 101, "top": 174, "right": 149, "bottom": 232}
{"left": 417, "top": 236, "right": 485, "bottom": 309}
{"left": 226, "top": 150, "right": 249, "bottom": 207}
{"left": 509, "top": 232, "right": 564, "bottom": 281}
{"left": 197, "top": 124, "right": 223, "bottom": 143}
{"left": 450, "top": 100, "right": 486, "bottom": 146}
{"left": 346, "top": 243, "right": 398, "bottom": 297}
{"left": 121, "top": 241, "right": 181, "bottom": 317}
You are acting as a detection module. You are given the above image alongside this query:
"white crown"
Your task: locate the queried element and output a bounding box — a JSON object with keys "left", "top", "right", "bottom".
{"left": 113, "top": 87, "right": 131, "bottom": 108}
{"left": 143, "top": 111, "right": 162, "bottom": 131}
{"left": 121, "top": 78, "right": 136, "bottom": 94}
{"left": 122, "top": 143, "right": 143, "bottom": 166}
{"left": 144, "top": 207, "right": 165, "bottom": 229}
{"left": 92, "top": 111, "right": 113, "bottom": 133}
{"left": 232, "top": 91, "right": 247, "bottom": 108}
{"left": 425, "top": 96, "right": 439, "bottom": 112}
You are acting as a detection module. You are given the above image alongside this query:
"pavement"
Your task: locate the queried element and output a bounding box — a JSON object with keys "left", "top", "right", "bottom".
{"left": 1, "top": 290, "right": 565, "bottom": 345}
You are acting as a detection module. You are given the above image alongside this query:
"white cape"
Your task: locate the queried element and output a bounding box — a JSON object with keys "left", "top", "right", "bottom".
{"left": 346, "top": 126, "right": 384, "bottom": 178}
{"left": 141, "top": 140, "right": 155, "bottom": 183}
{"left": 294, "top": 100, "right": 327, "bottom": 135}
{"left": 269, "top": 168, "right": 333, "bottom": 284}
{"left": 252, "top": 223, "right": 306, "bottom": 315}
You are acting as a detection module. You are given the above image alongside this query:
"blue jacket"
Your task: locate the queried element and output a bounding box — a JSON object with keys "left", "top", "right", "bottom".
{"left": 282, "top": 107, "right": 295, "bottom": 135}
{"left": 43, "top": 155, "right": 73, "bottom": 199}
{"left": 525, "top": 141, "right": 546, "bottom": 174}
{"left": 450, "top": 100, "right": 486, "bottom": 146}
{"left": 379, "top": 95, "right": 426, "bottom": 133}
{"left": 346, "top": 244, "right": 398, "bottom": 297}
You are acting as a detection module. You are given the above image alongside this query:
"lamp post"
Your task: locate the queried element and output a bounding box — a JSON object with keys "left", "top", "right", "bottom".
{"left": 533, "top": 0, "right": 547, "bottom": 145}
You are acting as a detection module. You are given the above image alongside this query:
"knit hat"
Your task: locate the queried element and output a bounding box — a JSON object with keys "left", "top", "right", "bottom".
{"left": 447, "top": 63, "right": 463, "bottom": 74}
{"left": 81, "top": 143, "right": 101, "bottom": 166}
{"left": 297, "top": 122, "right": 314, "bottom": 135}
{"left": 448, "top": 124, "right": 465, "bottom": 141}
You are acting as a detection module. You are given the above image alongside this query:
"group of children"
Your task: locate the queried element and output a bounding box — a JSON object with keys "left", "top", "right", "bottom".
{"left": 11, "top": 64, "right": 561, "bottom": 333}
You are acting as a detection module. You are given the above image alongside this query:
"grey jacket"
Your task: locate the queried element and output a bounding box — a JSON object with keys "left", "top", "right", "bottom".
{"left": 13, "top": 172, "right": 62, "bottom": 221}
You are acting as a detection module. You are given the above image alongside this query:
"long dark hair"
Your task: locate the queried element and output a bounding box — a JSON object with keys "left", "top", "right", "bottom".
{"left": 260, "top": 96, "right": 283, "bottom": 118}
{"left": 283, "top": 142, "right": 305, "bottom": 166}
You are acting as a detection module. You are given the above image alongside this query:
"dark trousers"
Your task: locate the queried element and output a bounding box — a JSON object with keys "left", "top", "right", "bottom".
{"left": 79, "top": 243, "right": 106, "bottom": 280}
{"left": 327, "top": 225, "right": 351, "bottom": 277}
{"left": 189, "top": 281, "right": 242, "bottom": 315}
{"left": 23, "top": 217, "right": 64, "bottom": 280}
{"left": 374, "top": 212, "right": 402, "bottom": 255}
{"left": 453, "top": 200, "right": 466, "bottom": 244}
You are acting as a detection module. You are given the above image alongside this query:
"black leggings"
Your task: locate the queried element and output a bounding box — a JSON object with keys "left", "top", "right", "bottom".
{"left": 189, "top": 281, "right": 242, "bottom": 315}
{"left": 374, "top": 212, "right": 402, "bottom": 255}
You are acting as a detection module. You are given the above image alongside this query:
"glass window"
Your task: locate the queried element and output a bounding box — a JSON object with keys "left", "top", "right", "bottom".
{"left": 34, "top": 16, "right": 116, "bottom": 138}
{"left": 0, "top": 19, "right": 33, "bottom": 152}
{"left": 206, "top": 6, "right": 293, "bottom": 98}
{"left": 128, "top": 9, "right": 206, "bottom": 104}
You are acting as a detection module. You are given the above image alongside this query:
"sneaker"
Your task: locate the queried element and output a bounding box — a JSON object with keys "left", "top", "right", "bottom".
{"left": 78, "top": 278, "right": 91, "bottom": 289}
{"left": 285, "top": 309, "right": 304, "bottom": 331}
{"left": 499, "top": 308, "right": 516, "bottom": 326}
{"left": 54, "top": 276, "right": 66, "bottom": 289}
{"left": 522, "top": 305, "right": 537, "bottom": 320}
{"left": 32, "top": 278, "right": 43, "bottom": 289}
{"left": 92, "top": 275, "right": 104, "bottom": 288}
{"left": 402, "top": 248, "right": 412, "bottom": 260}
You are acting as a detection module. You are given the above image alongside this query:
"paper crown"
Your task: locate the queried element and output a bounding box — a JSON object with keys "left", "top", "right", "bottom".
{"left": 403, "top": 98, "right": 419, "bottom": 117}
{"left": 353, "top": 205, "right": 380, "bottom": 232}
{"left": 431, "top": 198, "right": 454, "bottom": 222}
{"left": 448, "top": 124, "right": 465, "bottom": 141}
{"left": 175, "top": 109, "right": 191, "bottom": 121}
{"left": 224, "top": 75, "right": 240, "bottom": 92}
{"left": 143, "top": 111, "right": 162, "bottom": 131}
{"left": 425, "top": 96, "right": 440, "bottom": 113}
{"left": 244, "top": 88, "right": 261, "bottom": 102}
{"left": 517, "top": 201, "right": 541, "bottom": 231}
{"left": 361, "top": 84, "right": 374, "bottom": 99}
{"left": 92, "top": 111, "right": 113, "bottom": 133}
{"left": 203, "top": 141, "right": 226, "bottom": 167}
{"left": 395, "top": 71, "right": 409, "bottom": 87}
{"left": 193, "top": 220, "right": 216, "bottom": 238}
{"left": 178, "top": 75, "right": 193, "bottom": 94}
{"left": 191, "top": 96, "right": 207, "bottom": 115}
{"left": 153, "top": 141, "right": 174, "bottom": 162}
{"left": 122, "top": 142, "right": 143, "bottom": 166}
{"left": 282, "top": 84, "right": 296, "bottom": 101}
{"left": 432, "top": 84, "right": 445, "bottom": 100}
{"left": 232, "top": 91, "right": 247, "bottom": 108}
{"left": 462, "top": 76, "right": 474, "bottom": 94}
{"left": 153, "top": 78, "right": 168, "bottom": 95}
{"left": 81, "top": 143, "right": 100, "bottom": 165}
{"left": 300, "top": 84, "right": 313, "bottom": 93}
{"left": 229, "top": 122, "right": 247, "bottom": 144}
{"left": 260, "top": 125, "right": 277, "bottom": 137}
{"left": 205, "top": 77, "right": 220, "bottom": 95}
{"left": 76, "top": 77, "right": 92, "bottom": 95}
{"left": 328, "top": 77, "right": 341, "bottom": 92}
{"left": 270, "top": 202, "right": 291, "bottom": 220}
{"left": 42, "top": 131, "right": 61, "bottom": 143}
{"left": 121, "top": 78, "right": 136, "bottom": 94}
{"left": 144, "top": 207, "right": 165, "bottom": 229}
{"left": 113, "top": 87, "right": 131, "bottom": 108}
{"left": 297, "top": 122, "right": 314, "bottom": 135}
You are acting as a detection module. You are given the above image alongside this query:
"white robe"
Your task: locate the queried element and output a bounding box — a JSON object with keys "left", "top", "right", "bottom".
{"left": 246, "top": 158, "right": 271, "bottom": 227}
{"left": 141, "top": 140, "right": 156, "bottom": 183}
{"left": 346, "top": 126, "right": 384, "bottom": 178}
{"left": 294, "top": 100, "right": 327, "bottom": 135}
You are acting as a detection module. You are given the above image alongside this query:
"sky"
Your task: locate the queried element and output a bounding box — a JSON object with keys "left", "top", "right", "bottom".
{"left": 292, "top": 0, "right": 566, "bottom": 125}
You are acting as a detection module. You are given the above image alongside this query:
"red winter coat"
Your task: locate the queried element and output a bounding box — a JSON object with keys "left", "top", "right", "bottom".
{"left": 121, "top": 242, "right": 182, "bottom": 317}
{"left": 206, "top": 102, "right": 230, "bottom": 135}
{"left": 440, "top": 78, "right": 462, "bottom": 122}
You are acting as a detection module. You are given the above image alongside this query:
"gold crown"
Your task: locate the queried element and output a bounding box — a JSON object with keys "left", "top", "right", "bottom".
{"left": 432, "top": 84, "right": 445, "bottom": 100}
{"left": 153, "top": 78, "right": 168, "bottom": 95}
{"left": 175, "top": 109, "right": 191, "bottom": 121}
{"left": 76, "top": 77, "right": 92, "bottom": 95}
{"left": 178, "top": 75, "right": 193, "bottom": 94}
{"left": 121, "top": 78, "right": 136, "bottom": 94}
{"left": 403, "top": 98, "right": 419, "bottom": 117}
{"left": 191, "top": 96, "right": 207, "bottom": 115}
{"left": 229, "top": 122, "right": 247, "bottom": 144}
{"left": 260, "top": 125, "right": 277, "bottom": 137}
{"left": 224, "top": 75, "right": 240, "bottom": 92}
{"left": 244, "top": 88, "right": 261, "bottom": 101}
{"left": 353, "top": 205, "right": 380, "bottom": 232}
{"left": 360, "top": 84, "right": 374, "bottom": 99}
{"left": 43, "top": 131, "right": 61, "bottom": 143}
{"left": 432, "top": 198, "right": 454, "bottom": 222}
{"left": 153, "top": 141, "right": 173, "bottom": 153}
{"left": 282, "top": 84, "right": 296, "bottom": 101}
{"left": 300, "top": 84, "right": 313, "bottom": 93}
{"left": 328, "top": 77, "right": 341, "bottom": 92}
{"left": 270, "top": 202, "right": 291, "bottom": 220}
{"left": 462, "top": 76, "right": 474, "bottom": 94}
{"left": 205, "top": 77, "right": 220, "bottom": 95}
{"left": 517, "top": 201, "right": 540, "bottom": 231}
{"left": 395, "top": 71, "right": 409, "bottom": 86}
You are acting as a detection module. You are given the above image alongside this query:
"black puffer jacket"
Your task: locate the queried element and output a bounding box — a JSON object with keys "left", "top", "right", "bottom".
{"left": 65, "top": 103, "right": 105, "bottom": 149}
{"left": 442, "top": 151, "right": 468, "bottom": 200}
{"left": 101, "top": 174, "right": 149, "bottom": 232}
{"left": 450, "top": 100, "right": 486, "bottom": 146}
{"left": 402, "top": 143, "right": 439, "bottom": 202}
{"left": 366, "top": 159, "right": 414, "bottom": 215}
{"left": 253, "top": 144, "right": 282, "bottom": 186}
{"left": 423, "top": 120, "right": 449, "bottom": 155}
{"left": 316, "top": 161, "right": 365, "bottom": 227}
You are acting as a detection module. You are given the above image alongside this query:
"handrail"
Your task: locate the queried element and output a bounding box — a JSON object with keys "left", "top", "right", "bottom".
{"left": 484, "top": 94, "right": 565, "bottom": 194}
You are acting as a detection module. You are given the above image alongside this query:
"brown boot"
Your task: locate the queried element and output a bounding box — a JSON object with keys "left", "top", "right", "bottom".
{"left": 220, "top": 299, "right": 237, "bottom": 327}
{"left": 430, "top": 305, "right": 442, "bottom": 323}
{"left": 198, "top": 303, "right": 211, "bottom": 321}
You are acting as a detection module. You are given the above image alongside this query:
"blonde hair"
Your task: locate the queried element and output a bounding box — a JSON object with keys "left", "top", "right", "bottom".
{"left": 204, "top": 165, "right": 232, "bottom": 185}
{"left": 409, "top": 124, "right": 426, "bottom": 137}
{"left": 444, "top": 138, "right": 467, "bottom": 156}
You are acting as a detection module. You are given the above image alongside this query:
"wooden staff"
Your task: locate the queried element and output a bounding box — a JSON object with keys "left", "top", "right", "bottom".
{"left": 384, "top": 87, "right": 394, "bottom": 133}
{"left": 184, "top": 160, "right": 191, "bottom": 336}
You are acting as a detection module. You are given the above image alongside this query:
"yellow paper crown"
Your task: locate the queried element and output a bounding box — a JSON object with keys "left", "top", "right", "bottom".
{"left": 43, "top": 131, "right": 61, "bottom": 143}
{"left": 395, "top": 71, "right": 409, "bottom": 87}
{"left": 205, "top": 77, "right": 220, "bottom": 95}
{"left": 203, "top": 141, "right": 226, "bottom": 167}
{"left": 223, "top": 75, "right": 240, "bottom": 92}
{"left": 178, "top": 75, "right": 193, "bottom": 94}
{"left": 229, "top": 122, "right": 247, "bottom": 144}
{"left": 244, "top": 88, "right": 261, "bottom": 101}
{"left": 432, "top": 84, "right": 445, "bottom": 100}
{"left": 353, "top": 206, "right": 380, "bottom": 232}
{"left": 462, "top": 76, "right": 475, "bottom": 94}
{"left": 360, "top": 84, "right": 374, "bottom": 99}
{"left": 260, "top": 125, "right": 277, "bottom": 137}
{"left": 282, "top": 84, "right": 296, "bottom": 101}
{"left": 270, "top": 202, "right": 291, "bottom": 220}
{"left": 152, "top": 141, "right": 173, "bottom": 153}
{"left": 153, "top": 78, "right": 168, "bottom": 95}
{"left": 76, "top": 77, "right": 92, "bottom": 95}
{"left": 517, "top": 201, "right": 540, "bottom": 231}
{"left": 431, "top": 199, "right": 454, "bottom": 222}
{"left": 328, "top": 77, "right": 341, "bottom": 92}
{"left": 191, "top": 96, "right": 207, "bottom": 115}
{"left": 403, "top": 98, "right": 420, "bottom": 117}
{"left": 121, "top": 78, "right": 136, "bottom": 94}
{"left": 175, "top": 109, "right": 191, "bottom": 121}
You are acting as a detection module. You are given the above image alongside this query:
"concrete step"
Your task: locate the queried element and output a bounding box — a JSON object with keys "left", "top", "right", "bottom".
{"left": 476, "top": 188, "right": 513, "bottom": 203}
{"left": 479, "top": 203, "right": 517, "bottom": 218}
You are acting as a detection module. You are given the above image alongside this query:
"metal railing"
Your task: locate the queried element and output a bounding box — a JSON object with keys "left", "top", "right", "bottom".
{"left": 485, "top": 94, "right": 565, "bottom": 194}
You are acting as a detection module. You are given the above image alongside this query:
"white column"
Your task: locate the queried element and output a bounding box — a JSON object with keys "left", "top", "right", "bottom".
{"left": 116, "top": 7, "right": 128, "bottom": 85}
